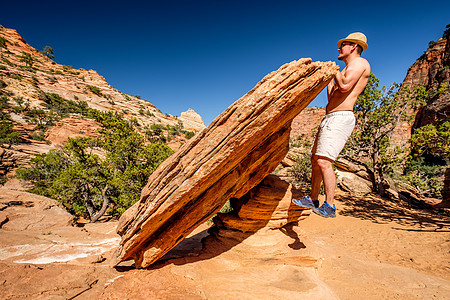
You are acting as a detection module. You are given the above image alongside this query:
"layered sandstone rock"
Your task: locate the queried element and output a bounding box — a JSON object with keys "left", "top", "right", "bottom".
{"left": 45, "top": 118, "right": 102, "bottom": 146}
{"left": 402, "top": 31, "right": 450, "bottom": 130}
{"left": 178, "top": 108, "right": 206, "bottom": 132}
{"left": 290, "top": 106, "right": 325, "bottom": 141}
{"left": 112, "top": 58, "right": 338, "bottom": 268}
{"left": 213, "top": 175, "right": 310, "bottom": 233}
{"left": 0, "top": 27, "right": 205, "bottom": 143}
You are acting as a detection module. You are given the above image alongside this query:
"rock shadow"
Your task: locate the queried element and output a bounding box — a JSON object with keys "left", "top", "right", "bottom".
{"left": 337, "top": 193, "right": 450, "bottom": 231}
{"left": 149, "top": 196, "right": 310, "bottom": 269}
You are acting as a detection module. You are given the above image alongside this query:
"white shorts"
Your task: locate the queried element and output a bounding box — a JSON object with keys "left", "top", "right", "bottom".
{"left": 310, "top": 111, "right": 355, "bottom": 161}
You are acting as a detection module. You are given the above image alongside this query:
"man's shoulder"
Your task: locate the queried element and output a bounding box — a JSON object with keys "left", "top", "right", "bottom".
{"left": 349, "top": 57, "right": 370, "bottom": 73}
{"left": 350, "top": 56, "right": 370, "bottom": 66}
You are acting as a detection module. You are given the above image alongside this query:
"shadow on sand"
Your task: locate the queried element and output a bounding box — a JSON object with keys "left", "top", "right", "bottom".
{"left": 145, "top": 202, "right": 308, "bottom": 270}
{"left": 336, "top": 193, "right": 450, "bottom": 232}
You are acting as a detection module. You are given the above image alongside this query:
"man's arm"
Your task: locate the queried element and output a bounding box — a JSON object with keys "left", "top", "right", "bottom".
{"left": 327, "top": 79, "right": 335, "bottom": 98}
{"left": 334, "top": 59, "right": 367, "bottom": 92}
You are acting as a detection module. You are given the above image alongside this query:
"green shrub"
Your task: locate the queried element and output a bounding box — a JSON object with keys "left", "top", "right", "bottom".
{"left": 17, "top": 113, "right": 174, "bottom": 221}
{"left": 1, "top": 58, "right": 14, "bottom": 66}
{"left": 11, "top": 75, "right": 23, "bottom": 81}
{"left": 146, "top": 124, "right": 167, "bottom": 143}
{"left": 184, "top": 131, "right": 195, "bottom": 139}
{"left": 30, "top": 130, "right": 46, "bottom": 141}
{"left": 86, "top": 84, "right": 102, "bottom": 96}
{"left": 25, "top": 108, "right": 59, "bottom": 130}
{"left": 291, "top": 152, "right": 312, "bottom": 188}
{"left": 0, "top": 107, "right": 22, "bottom": 146}
{"left": 45, "top": 93, "right": 89, "bottom": 116}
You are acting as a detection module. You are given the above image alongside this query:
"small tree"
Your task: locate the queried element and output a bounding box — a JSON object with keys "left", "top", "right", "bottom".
{"left": 18, "top": 51, "right": 35, "bottom": 68}
{"left": 405, "top": 120, "right": 450, "bottom": 198}
{"left": 344, "top": 73, "right": 426, "bottom": 195}
{"left": 41, "top": 46, "right": 54, "bottom": 60}
{"left": 17, "top": 111, "right": 174, "bottom": 221}
{"left": 0, "top": 95, "right": 22, "bottom": 147}
{"left": 0, "top": 36, "right": 7, "bottom": 58}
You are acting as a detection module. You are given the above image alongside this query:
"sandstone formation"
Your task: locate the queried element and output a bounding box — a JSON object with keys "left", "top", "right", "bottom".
{"left": 403, "top": 31, "right": 449, "bottom": 129}
{"left": 212, "top": 175, "right": 311, "bottom": 233}
{"left": 290, "top": 106, "right": 325, "bottom": 141}
{"left": 401, "top": 28, "right": 449, "bottom": 204}
{"left": 0, "top": 26, "right": 205, "bottom": 181}
{"left": 178, "top": 108, "right": 206, "bottom": 131}
{"left": 44, "top": 118, "right": 102, "bottom": 146}
{"left": 0, "top": 187, "right": 121, "bottom": 299}
{"left": 112, "top": 58, "right": 338, "bottom": 268}
{"left": 0, "top": 27, "right": 205, "bottom": 131}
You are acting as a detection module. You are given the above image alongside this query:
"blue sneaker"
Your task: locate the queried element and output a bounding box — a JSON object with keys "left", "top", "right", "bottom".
{"left": 292, "top": 195, "right": 316, "bottom": 209}
{"left": 313, "top": 201, "right": 336, "bottom": 218}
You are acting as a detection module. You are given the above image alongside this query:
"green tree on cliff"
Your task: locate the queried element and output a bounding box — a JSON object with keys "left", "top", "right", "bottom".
{"left": 17, "top": 111, "right": 174, "bottom": 221}
{"left": 18, "top": 51, "right": 35, "bottom": 68}
{"left": 343, "top": 73, "right": 426, "bottom": 195}
{"left": 0, "top": 36, "right": 8, "bottom": 58}
{"left": 41, "top": 46, "right": 54, "bottom": 60}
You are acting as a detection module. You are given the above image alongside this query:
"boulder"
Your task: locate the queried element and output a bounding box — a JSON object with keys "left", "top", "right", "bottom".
{"left": 213, "top": 175, "right": 311, "bottom": 233}
{"left": 178, "top": 108, "right": 206, "bottom": 132}
{"left": 112, "top": 58, "right": 338, "bottom": 268}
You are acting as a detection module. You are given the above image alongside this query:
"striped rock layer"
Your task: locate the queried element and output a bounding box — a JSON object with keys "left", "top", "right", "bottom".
{"left": 112, "top": 58, "right": 337, "bottom": 268}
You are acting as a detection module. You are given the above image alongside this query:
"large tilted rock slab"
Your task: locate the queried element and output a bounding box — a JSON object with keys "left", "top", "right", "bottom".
{"left": 112, "top": 58, "right": 338, "bottom": 268}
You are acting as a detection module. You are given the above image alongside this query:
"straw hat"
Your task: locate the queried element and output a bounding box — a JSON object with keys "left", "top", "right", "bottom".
{"left": 337, "top": 32, "right": 368, "bottom": 51}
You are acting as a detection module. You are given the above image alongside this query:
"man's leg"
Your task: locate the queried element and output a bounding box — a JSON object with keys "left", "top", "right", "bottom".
{"left": 310, "top": 155, "right": 323, "bottom": 202}
{"left": 312, "top": 155, "right": 336, "bottom": 206}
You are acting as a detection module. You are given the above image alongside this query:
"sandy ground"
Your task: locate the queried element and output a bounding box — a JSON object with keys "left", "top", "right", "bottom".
{"left": 1, "top": 188, "right": 449, "bottom": 299}
{"left": 298, "top": 192, "right": 450, "bottom": 299}
{"left": 99, "top": 192, "right": 450, "bottom": 299}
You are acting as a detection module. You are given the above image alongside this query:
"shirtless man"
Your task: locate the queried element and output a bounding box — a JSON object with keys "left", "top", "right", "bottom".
{"left": 293, "top": 32, "right": 371, "bottom": 217}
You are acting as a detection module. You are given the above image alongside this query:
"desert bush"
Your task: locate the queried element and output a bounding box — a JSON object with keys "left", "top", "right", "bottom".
{"left": 45, "top": 93, "right": 89, "bottom": 116}
{"left": 0, "top": 97, "right": 22, "bottom": 146}
{"left": 291, "top": 152, "right": 312, "bottom": 188}
{"left": 18, "top": 51, "right": 35, "bottom": 68}
{"left": 1, "top": 58, "right": 14, "bottom": 66}
{"left": 17, "top": 112, "right": 174, "bottom": 221}
{"left": 41, "top": 46, "right": 54, "bottom": 60}
{"left": 25, "top": 108, "right": 59, "bottom": 130}
{"left": 86, "top": 84, "right": 102, "bottom": 96}
{"left": 343, "top": 74, "right": 426, "bottom": 195}
{"left": 30, "top": 130, "right": 46, "bottom": 141}
{"left": 184, "top": 131, "right": 195, "bottom": 139}
{"left": 146, "top": 124, "right": 167, "bottom": 143}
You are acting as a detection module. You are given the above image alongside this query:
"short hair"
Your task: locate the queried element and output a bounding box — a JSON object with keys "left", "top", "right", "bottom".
{"left": 355, "top": 44, "right": 363, "bottom": 55}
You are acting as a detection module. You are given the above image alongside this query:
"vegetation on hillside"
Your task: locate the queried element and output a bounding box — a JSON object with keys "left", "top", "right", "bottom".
{"left": 343, "top": 74, "right": 427, "bottom": 195}
{"left": 291, "top": 72, "right": 448, "bottom": 200}
{"left": 16, "top": 109, "right": 174, "bottom": 221}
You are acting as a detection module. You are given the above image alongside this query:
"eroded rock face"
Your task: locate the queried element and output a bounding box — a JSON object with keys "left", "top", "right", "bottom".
{"left": 0, "top": 26, "right": 204, "bottom": 170}
{"left": 213, "top": 175, "right": 310, "bottom": 233}
{"left": 402, "top": 33, "right": 450, "bottom": 129}
{"left": 178, "top": 108, "right": 206, "bottom": 132}
{"left": 112, "top": 58, "right": 338, "bottom": 268}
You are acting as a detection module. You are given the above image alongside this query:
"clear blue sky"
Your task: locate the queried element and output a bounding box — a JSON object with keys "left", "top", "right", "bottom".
{"left": 2, "top": 0, "right": 449, "bottom": 125}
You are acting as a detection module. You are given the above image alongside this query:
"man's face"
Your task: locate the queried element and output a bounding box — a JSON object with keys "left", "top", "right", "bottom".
{"left": 337, "top": 42, "right": 355, "bottom": 60}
